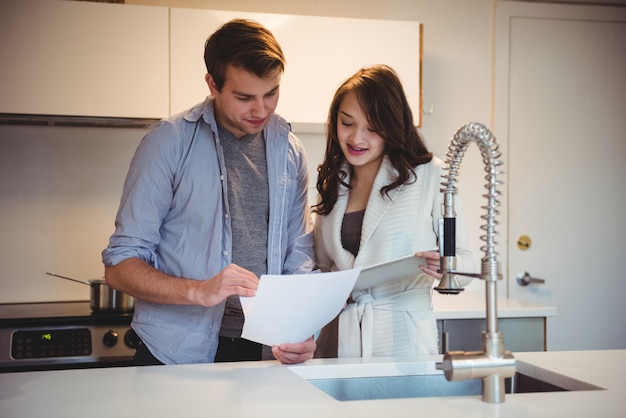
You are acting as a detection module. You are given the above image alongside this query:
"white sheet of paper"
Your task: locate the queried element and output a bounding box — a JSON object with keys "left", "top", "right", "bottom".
{"left": 240, "top": 269, "right": 360, "bottom": 346}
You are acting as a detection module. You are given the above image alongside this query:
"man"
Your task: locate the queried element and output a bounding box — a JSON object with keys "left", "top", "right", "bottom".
{"left": 102, "top": 19, "right": 315, "bottom": 365}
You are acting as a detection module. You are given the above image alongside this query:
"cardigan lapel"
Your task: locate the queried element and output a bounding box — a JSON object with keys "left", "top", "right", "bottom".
{"left": 323, "top": 157, "right": 401, "bottom": 270}
{"left": 355, "top": 157, "right": 401, "bottom": 268}
{"left": 323, "top": 171, "right": 356, "bottom": 270}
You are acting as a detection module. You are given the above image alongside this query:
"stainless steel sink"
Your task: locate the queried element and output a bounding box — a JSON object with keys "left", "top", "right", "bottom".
{"left": 306, "top": 372, "right": 596, "bottom": 401}
{"left": 290, "top": 357, "right": 605, "bottom": 402}
{"left": 308, "top": 373, "right": 481, "bottom": 401}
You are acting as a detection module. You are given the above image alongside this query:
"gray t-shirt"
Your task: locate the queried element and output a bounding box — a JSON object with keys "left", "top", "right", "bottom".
{"left": 218, "top": 125, "right": 269, "bottom": 338}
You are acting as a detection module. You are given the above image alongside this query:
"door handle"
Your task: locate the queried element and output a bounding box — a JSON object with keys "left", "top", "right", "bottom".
{"left": 516, "top": 271, "right": 546, "bottom": 286}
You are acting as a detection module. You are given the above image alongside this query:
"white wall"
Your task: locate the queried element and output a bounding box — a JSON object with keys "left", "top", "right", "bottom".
{"left": 0, "top": 0, "right": 493, "bottom": 302}
{"left": 0, "top": 126, "right": 144, "bottom": 302}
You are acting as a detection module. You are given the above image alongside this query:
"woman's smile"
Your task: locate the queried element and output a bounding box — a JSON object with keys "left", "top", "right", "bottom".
{"left": 347, "top": 144, "right": 368, "bottom": 156}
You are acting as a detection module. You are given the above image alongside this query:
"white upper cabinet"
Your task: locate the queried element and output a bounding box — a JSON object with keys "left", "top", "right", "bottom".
{"left": 170, "top": 8, "right": 422, "bottom": 126}
{"left": 0, "top": 0, "right": 169, "bottom": 119}
{"left": 0, "top": 2, "right": 420, "bottom": 124}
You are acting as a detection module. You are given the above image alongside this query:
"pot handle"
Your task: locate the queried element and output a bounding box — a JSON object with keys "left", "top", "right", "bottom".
{"left": 45, "top": 272, "right": 91, "bottom": 286}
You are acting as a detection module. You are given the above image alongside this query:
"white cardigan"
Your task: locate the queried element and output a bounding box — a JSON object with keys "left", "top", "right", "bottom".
{"left": 314, "top": 156, "right": 475, "bottom": 357}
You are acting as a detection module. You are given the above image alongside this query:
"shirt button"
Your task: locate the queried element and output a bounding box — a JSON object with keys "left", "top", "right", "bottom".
{"left": 224, "top": 214, "right": 229, "bottom": 219}
{"left": 223, "top": 251, "right": 228, "bottom": 256}
{"left": 220, "top": 175, "right": 225, "bottom": 181}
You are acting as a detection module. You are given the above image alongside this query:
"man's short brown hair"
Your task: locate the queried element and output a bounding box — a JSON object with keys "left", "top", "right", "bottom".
{"left": 204, "top": 18, "right": 286, "bottom": 91}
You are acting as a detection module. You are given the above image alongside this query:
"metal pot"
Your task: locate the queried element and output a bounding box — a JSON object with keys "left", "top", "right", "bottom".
{"left": 87, "top": 278, "right": 134, "bottom": 313}
{"left": 46, "top": 273, "right": 135, "bottom": 313}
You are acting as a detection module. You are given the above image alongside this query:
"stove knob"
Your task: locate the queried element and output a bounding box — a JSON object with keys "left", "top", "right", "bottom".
{"left": 102, "top": 330, "right": 119, "bottom": 347}
{"left": 124, "top": 328, "right": 142, "bottom": 349}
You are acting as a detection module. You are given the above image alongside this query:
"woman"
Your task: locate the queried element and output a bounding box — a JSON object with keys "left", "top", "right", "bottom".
{"left": 312, "top": 64, "right": 475, "bottom": 358}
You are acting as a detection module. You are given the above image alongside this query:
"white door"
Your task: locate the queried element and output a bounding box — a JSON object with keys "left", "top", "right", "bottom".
{"left": 495, "top": 2, "right": 626, "bottom": 350}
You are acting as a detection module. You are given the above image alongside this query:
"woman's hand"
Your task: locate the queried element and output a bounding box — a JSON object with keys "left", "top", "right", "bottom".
{"left": 416, "top": 250, "right": 442, "bottom": 280}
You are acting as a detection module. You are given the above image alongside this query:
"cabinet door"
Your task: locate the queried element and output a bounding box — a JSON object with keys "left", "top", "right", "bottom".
{"left": 0, "top": 0, "right": 169, "bottom": 118}
{"left": 440, "top": 319, "right": 484, "bottom": 353}
{"left": 499, "top": 318, "right": 546, "bottom": 352}
{"left": 440, "top": 318, "right": 545, "bottom": 353}
{"left": 169, "top": 8, "right": 421, "bottom": 125}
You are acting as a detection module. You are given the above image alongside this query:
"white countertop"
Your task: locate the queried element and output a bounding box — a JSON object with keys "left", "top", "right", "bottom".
{"left": 1, "top": 349, "right": 623, "bottom": 417}
{"left": 432, "top": 292, "right": 557, "bottom": 319}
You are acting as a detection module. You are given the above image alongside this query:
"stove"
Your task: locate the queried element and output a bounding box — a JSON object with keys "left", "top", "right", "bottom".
{"left": 0, "top": 301, "right": 139, "bottom": 372}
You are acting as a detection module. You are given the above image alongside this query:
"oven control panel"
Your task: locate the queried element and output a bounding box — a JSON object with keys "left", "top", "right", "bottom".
{"left": 12, "top": 328, "right": 92, "bottom": 359}
{"left": 0, "top": 325, "right": 138, "bottom": 371}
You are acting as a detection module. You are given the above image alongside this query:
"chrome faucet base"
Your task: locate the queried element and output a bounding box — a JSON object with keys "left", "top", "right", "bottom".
{"left": 436, "top": 332, "right": 516, "bottom": 403}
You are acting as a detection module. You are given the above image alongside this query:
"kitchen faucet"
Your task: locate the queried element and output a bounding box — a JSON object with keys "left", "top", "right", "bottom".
{"left": 434, "top": 122, "right": 516, "bottom": 403}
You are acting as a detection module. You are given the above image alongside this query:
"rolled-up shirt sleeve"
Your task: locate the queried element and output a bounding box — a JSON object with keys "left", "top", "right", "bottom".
{"left": 102, "top": 121, "right": 178, "bottom": 268}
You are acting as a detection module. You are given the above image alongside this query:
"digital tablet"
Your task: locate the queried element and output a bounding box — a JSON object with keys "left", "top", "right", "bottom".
{"left": 354, "top": 253, "right": 429, "bottom": 291}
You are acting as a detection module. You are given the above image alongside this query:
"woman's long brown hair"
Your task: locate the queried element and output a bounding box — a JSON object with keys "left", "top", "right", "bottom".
{"left": 312, "top": 64, "right": 432, "bottom": 216}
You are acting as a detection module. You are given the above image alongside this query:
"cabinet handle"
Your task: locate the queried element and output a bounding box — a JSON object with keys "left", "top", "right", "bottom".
{"left": 516, "top": 271, "right": 546, "bottom": 286}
